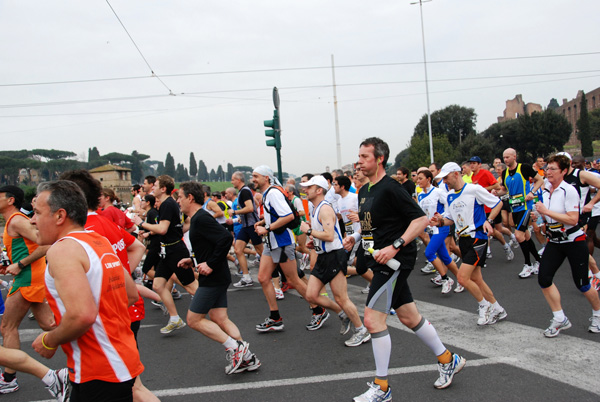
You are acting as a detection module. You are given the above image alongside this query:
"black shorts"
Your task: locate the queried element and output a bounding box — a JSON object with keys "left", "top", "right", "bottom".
{"left": 501, "top": 198, "right": 510, "bottom": 212}
{"left": 366, "top": 269, "right": 413, "bottom": 314}
{"left": 538, "top": 238, "right": 590, "bottom": 289}
{"left": 487, "top": 211, "right": 502, "bottom": 225}
{"left": 579, "top": 212, "right": 591, "bottom": 228}
{"left": 155, "top": 245, "right": 195, "bottom": 286}
{"left": 458, "top": 236, "right": 487, "bottom": 267}
{"left": 311, "top": 249, "right": 348, "bottom": 285}
{"left": 511, "top": 210, "right": 532, "bottom": 232}
{"left": 142, "top": 246, "right": 161, "bottom": 274}
{"left": 189, "top": 284, "right": 229, "bottom": 314}
{"left": 70, "top": 378, "right": 135, "bottom": 402}
{"left": 236, "top": 226, "right": 262, "bottom": 246}
{"left": 588, "top": 215, "right": 600, "bottom": 231}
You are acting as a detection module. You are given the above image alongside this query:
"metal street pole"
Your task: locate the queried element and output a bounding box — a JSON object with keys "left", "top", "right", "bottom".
{"left": 273, "top": 87, "right": 283, "bottom": 183}
{"left": 411, "top": 0, "right": 434, "bottom": 164}
{"left": 331, "top": 55, "right": 342, "bottom": 169}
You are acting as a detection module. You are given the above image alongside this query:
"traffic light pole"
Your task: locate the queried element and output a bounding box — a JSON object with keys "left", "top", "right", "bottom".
{"left": 264, "top": 87, "right": 283, "bottom": 183}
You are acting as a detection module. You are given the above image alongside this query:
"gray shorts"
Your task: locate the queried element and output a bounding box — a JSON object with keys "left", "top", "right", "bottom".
{"left": 189, "top": 284, "right": 229, "bottom": 315}
{"left": 262, "top": 244, "right": 296, "bottom": 264}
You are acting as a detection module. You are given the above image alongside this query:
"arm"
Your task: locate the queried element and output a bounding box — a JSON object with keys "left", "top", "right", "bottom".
{"left": 32, "top": 240, "right": 98, "bottom": 358}
{"left": 300, "top": 205, "right": 336, "bottom": 243}
{"left": 126, "top": 238, "right": 146, "bottom": 273}
{"left": 234, "top": 198, "right": 255, "bottom": 216}
{"left": 207, "top": 201, "right": 224, "bottom": 218}
{"left": 5, "top": 216, "right": 49, "bottom": 275}
{"left": 133, "top": 215, "right": 170, "bottom": 235}
{"left": 124, "top": 268, "right": 139, "bottom": 306}
{"left": 535, "top": 202, "right": 579, "bottom": 226}
{"left": 525, "top": 173, "right": 544, "bottom": 201}
{"left": 580, "top": 171, "right": 600, "bottom": 212}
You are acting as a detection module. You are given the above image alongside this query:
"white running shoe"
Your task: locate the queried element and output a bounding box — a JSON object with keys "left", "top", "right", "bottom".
{"left": 543, "top": 317, "right": 571, "bottom": 338}
{"left": 488, "top": 308, "right": 508, "bottom": 324}
{"left": 353, "top": 382, "right": 391, "bottom": 402}
{"left": 588, "top": 315, "right": 600, "bottom": 333}
{"left": 233, "top": 277, "right": 253, "bottom": 288}
{"left": 434, "top": 353, "right": 466, "bottom": 389}
{"left": 275, "top": 288, "right": 284, "bottom": 300}
{"left": 451, "top": 253, "right": 460, "bottom": 263}
{"left": 345, "top": 328, "right": 371, "bottom": 347}
{"left": 509, "top": 238, "right": 519, "bottom": 249}
{"left": 518, "top": 264, "right": 534, "bottom": 278}
{"left": 430, "top": 273, "right": 443, "bottom": 286}
{"left": 421, "top": 262, "right": 436, "bottom": 274}
{"left": 361, "top": 285, "right": 370, "bottom": 294}
{"left": 504, "top": 246, "right": 514, "bottom": 261}
{"left": 531, "top": 261, "right": 539, "bottom": 275}
{"left": 454, "top": 284, "right": 465, "bottom": 293}
{"left": 441, "top": 278, "right": 454, "bottom": 294}
{"left": 486, "top": 250, "right": 492, "bottom": 259}
{"left": 477, "top": 304, "right": 493, "bottom": 326}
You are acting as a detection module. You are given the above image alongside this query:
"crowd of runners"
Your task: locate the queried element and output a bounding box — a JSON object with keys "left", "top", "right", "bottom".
{"left": 0, "top": 137, "right": 598, "bottom": 401}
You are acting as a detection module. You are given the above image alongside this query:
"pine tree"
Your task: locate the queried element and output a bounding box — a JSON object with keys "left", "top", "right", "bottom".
{"left": 164, "top": 153, "right": 176, "bottom": 177}
{"left": 577, "top": 92, "right": 593, "bottom": 157}
{"left": 189, "top": 152, "right": 198, "bottom": 178}
{"left": 198, "top": 160, "right": 208, "bottom": 181}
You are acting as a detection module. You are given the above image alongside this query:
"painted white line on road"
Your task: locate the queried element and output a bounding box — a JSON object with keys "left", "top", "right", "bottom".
{"left": 346, "top": 283, "right": 600, "bottom": 396}
{"left": 31, "top": 357, "right": 499, "bottom": 401}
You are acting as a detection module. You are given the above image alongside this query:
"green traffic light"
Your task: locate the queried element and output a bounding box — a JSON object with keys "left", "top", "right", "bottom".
{"left": 264, "top": 119, "right": 275, "bottom": 128}
{"left": 266, "top": 139, "right": 277, "bottom": 147}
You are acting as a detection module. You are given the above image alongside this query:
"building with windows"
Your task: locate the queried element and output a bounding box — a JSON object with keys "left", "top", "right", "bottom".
{"left": 89, "top": 164, "right": 132, "bottom": 206}
{"left": 554, "top": 87, "right": 600, "bottom": 145}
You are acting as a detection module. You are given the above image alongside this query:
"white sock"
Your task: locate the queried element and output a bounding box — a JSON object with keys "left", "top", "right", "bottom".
{"left": 412, "top": 318, "right": 446, "bottom": 356}
{"left": 593, "top": 309, "right": 600, "bottom": 317}
{"left": 41, "top": 370, "right": 54, "bottom": 386}
{"left": 503, "top": 243, "right": 510, "bottom": 250}
{"left": 371, "top": 331, "right": 391, "bottom": 378}
{"left": 478, "top": 299, "right": 489, "bottom": 309}
{"left": 169, "top": 315, "right": 180, "bottom": 323}
{"left": 552, "top": 310, "right": 566, "bottom": 322}
{"left": 594, "top": 272, "right": 600, "bottom": 280}
{"left": 338, "top": 311, "right": 347, "bottom": 319}
{"left": 243, "top": 274, "right": 251, "bottom": 281}
{"left": 243, "top": 349, "right": 253, "bottom": 360}
{"left": 356, "top": 325, "right": 366, "bottom": 333}
{"left": 222, "top": 336, "right": 238, "bottom": 350}
{"left": 492, "top": 301, "right": 502, "bottom": 311}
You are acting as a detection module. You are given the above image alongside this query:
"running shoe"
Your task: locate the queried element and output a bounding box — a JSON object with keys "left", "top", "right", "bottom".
{"left": 451, "top": 254, "right": 460, "bottom": 264}
{"left": 431, "top": 273, "right": 443, "bottom": 286}
{"left": 591, "top": 277, "right": 600, "bottom": 291}
{"left": 45, "top": 368, "right": 71, "bottom": 402}
{"left": 518, "top": 264, "right": 534, "bottom": 279}
{"left": 416, "top": 238, "right": 423, "bottom": 251}
{"left": 151, "top": 300, "right": 168, "bottom": 315}
{"left": 225, "top": 341, "right": 249, "bottom": 375}
{"left": 486, "top": 250, "right": 492, "bottom": 259}
{"left": 160, "top": 318, "right": 186, "bottom": 334}
{"left": 306, "top": 310, "right": 330, "bottom": 331}
{"left": 256, "top": 317, "right": 284, "bottom": 332}
{"left": 588, "top": 315, "right": 600, "bottom": 333}
{"left": 509, "top": 238, "right": 519, "bottom": 249}
{"left": 477, "top": 304, "right": 492, "bottom": 326}
{"left": 300, "top": 253, "right": 310, "bottom": 270}
{"left": 454, "top": 284, "right": 465, "bottom": 293}
{"left": 339, "top": 315, "right": 352, "bottom": 335}
{"left": 353, "top": 382, "right": 391, "bottom": 402}
{"left": 345, "top": 329, "right": 371, "bottom": 347}
{"left": 531, "top": 261, "right": 540, "bottom": 275}
{"left": 441, "top": 278, "right": 454, "bottom": 294}
{"left": 543, "top": 317, "right": 571, "bottom": 338}
{"left": 0, "top": 374, "right": 18, "bottom": 394}
{"left": 28, "top": 312, "right": 35, "bottom": 320}
{"left": 433, "top": 353, "right": 466, "bottom": 389}
{"left": 361, "top": 285, "right": 370, "bottom": 294}
{"left": 232, "top": 353, "right": 261, "bottom": 373}
{"left": 275, "top": 288, "right": 284, "bottom": 300}
{"left": 233, "top": 278, "right": 253, "bottom": 288}
{"left": 421, "top": 262, "right": 436, "bottom": 274}
{"left": 280, "top": 282, "right": 290, "bottom": 293}
{"left": 171, "top": 289, "right": 182, "bottom": 300}
{"left": 390, "top": 308, "right": 396, "bottom": 315}
{"left": 504, "top": 246, "right": 514, "bottom": 261}
{"left": 487, "top": 308, "right": 508, "bottom": 324}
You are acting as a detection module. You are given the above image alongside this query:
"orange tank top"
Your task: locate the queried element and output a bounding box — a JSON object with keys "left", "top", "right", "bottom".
{"left": 45, "top": 231, "right": 144, "bottom": 384}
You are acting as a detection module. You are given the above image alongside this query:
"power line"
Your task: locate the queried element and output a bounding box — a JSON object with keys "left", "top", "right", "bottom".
{"left": 1, "top": 51, "right": 599, "bottom": 88}
{"left": 105, "top": 0, "right": 174, "bottom": 95}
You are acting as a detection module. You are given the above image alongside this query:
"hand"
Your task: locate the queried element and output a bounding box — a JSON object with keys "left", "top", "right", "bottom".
{"left": 342, "top": 236, "right": 356, "bottom": 252}
{"left": 583, "top": 202, "right": 594, "bottom": 214}
{"left": 132, "top": 215, "right": 143, "bottom": 225}
{"left": 32, "top": 332, "right": 58, "bottom": 359}
{"left": 225, "top": 218, "right": 233, "bottom": 225}
{"left": 6, "top": 263, "right": 21, "bottom": 276}
{"left": 347, "top": 211, "right": 360, "bottom": 223}
{"left": 197, "top": 262, "right": 213, "bottom": 276}
{"left": 525, "top": 192, "right": 535, "bottom": 201}
{"left": 482, "top": 220, "right": 493, "bottom": 235}
{"left": 255, "top": 226, "right": 268, "bottom": 236}
{"left": 177, "top": 258, "right": 193, "bottom": 269}
{"left": 535, "top": 201, "right": 548, "bottom": 215}
{"left": 372, "top": 245, "right": 396, "bottom": 265}
{"left": 300, "top": 221, "right": 311, "bottom": 233}
{"left": 430, "top": 212, "right": 442, "bottom": 227}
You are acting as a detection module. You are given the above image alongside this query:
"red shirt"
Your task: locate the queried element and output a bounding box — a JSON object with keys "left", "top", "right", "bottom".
{"left": 471, "top": 169, "right": 497, "bottom": 213}
{"left": 98, "top": 206, "right": 134, "bottom": 230}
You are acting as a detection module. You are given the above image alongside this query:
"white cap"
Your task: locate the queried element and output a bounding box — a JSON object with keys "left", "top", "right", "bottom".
{"left": 299, "top": 175, "right": 329, "bottom": 190}
{"left": 555, "top": 151, "right": 572, "bottom": 160}
{"left": 435, "top": 162, "right": 462, "bottom": 180}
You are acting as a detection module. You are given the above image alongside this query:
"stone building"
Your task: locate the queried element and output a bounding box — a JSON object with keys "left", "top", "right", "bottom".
{"left": 498, "top": 94, "right": 542, "bottom": 123}
{"left": 17, "top": 168, "right": 41, "bottom": 185}
{"left": 89, "top": 164, "right": 132, "bottom": 206}
{"left": 554, "top": 87, "right": 600, "bottom": 145}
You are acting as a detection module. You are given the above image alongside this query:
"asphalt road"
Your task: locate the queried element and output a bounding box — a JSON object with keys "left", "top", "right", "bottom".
{"left": 2, "top": 237, "right": 599, "bottom": 402}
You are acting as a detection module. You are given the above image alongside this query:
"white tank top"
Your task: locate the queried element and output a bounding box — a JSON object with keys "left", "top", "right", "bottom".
{"left": 311, "top": 200, "right": 344, "bottom": 254}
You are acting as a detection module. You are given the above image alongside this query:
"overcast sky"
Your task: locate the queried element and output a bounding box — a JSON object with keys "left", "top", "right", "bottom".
{"left": 1, "top": 0, "right": 599, "bottom": 177}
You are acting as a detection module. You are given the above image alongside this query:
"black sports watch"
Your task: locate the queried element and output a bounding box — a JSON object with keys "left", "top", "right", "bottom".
{"left": 392, "top": 237, "right": 405, "bottom": 250}
{"left": 306, "top": 228, "right": 313, "bottom": 236}
{"left": 265, "top": 225, "right": 271, "bottom": 232}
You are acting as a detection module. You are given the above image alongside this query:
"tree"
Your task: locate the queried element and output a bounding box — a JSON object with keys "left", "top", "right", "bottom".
{"left": 589, "top": 109, "right": 600, "bottom": 141}
{"left": 88, "top": 147, "right": 100, "bottom": 163}
{"left": 175, "top": 163, "right": 189, "bottom": 182}
{"left": 413, "top": 105, "right": 477, "bottom": 147}
{"left": 226, "top": 163, "right": 234, "bottom": 180}
{"left": 102, "top": 152, "right": 133, "bottom": 164}
{"left": 209, "top": 169, "right": 217, "bottom": 181}
{"left": 406, "top": 134, "right": 456, "bottom": 170}
{"left": 130, "top": 150, "right": 149, "bottom": 184}
{"left": 216, "top": 165, "right": 224, "bottom": 182}
{"left": 197, "top": 160, "right": 209, "bottom": 181}
{"left": 577, "top": 92, "right": 593, "bottom": 157}
{"left": 164, "top": 153, "right": 176, "bottom": 177}
{"left": 31, "top": 149, "right": 76, "bottom": 160}
{"left": 391, "top": 148, "right": 410, "bottom": 171}
{"left": 547, "top": 98, "right": 560, "bottom": 111}
{"left": 189, "top": 152, "right": 198, "bottom": 178}
{"left": 456, "top": 134, "right": 497, "bottom": 164}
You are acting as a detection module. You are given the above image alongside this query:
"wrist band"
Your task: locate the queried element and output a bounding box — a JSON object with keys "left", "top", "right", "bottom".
{"left": 42, "top": 332, "right": 57, "bottom": 350}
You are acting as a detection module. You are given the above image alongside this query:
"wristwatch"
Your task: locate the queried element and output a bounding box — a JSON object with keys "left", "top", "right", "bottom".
{"left": 265, "top": 225, "right": 271, "bottom": 232}
{"left": 17, "top": 260, "right": 25, "bottom": 270}
{"left": 306, "top": 228, "right": 313, "bottom": 236}
{"left": 392, "top": 237, "right": 405, "bottom": 250}
{"left": 487, "top": 218, "right": 494, "bottom": 225}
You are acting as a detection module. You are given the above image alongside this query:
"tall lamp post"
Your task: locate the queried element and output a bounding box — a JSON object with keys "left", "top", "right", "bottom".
{"left": 411, "top": 0, "right": 434, "bottom": 164}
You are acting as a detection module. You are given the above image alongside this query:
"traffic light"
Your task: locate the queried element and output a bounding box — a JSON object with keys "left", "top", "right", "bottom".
{"left": 264, "top": 109, "right": 281, "bottom": 149}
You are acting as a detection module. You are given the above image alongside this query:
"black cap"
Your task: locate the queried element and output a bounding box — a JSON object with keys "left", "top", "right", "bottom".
{"left": 0, "top": 185, "right": 24, "bottom": 209}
